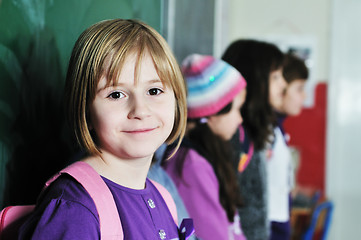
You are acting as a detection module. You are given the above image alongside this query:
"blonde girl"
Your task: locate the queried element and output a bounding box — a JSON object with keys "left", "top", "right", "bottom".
{"left": 20, "top": 19, "right": 190, "bottom": 240}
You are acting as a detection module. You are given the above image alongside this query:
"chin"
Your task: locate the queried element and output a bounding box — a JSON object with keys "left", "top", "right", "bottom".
{"left": 120, "top": 152, "right": 154, "bottom": 160}
{"left": 289, "top": 110, "right": 302, "bottom": 116}
{"left": 128, "top": 147, "right": 158, "bottom": 158}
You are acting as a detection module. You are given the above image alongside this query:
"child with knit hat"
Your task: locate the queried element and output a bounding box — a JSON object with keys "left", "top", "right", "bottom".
{"left": 163, "top": 54, "right": 247, "bottom": 240}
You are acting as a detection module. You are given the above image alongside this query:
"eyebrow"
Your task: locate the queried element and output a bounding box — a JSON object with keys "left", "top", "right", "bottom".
{"left": 146, "top": 79, "right": 163, "bottom": 84}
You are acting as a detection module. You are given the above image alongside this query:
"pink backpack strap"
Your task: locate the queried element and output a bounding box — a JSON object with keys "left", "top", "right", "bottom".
{"left": 150, "top": 180, "right": 178, "bottom": 225}
{"left": 46, "top": 161, "right": 122, "bottom": 239}
{"left": 0, "top": 205, "right": 35, "bottom": 240}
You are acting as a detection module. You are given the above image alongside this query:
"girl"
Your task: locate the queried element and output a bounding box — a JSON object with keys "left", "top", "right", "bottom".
{"left": 268, "top": 53, "right": 309, "bottom": 240}
{"left": 19, "top": 19, "right": 190, "bottom": 239}
{"left": 222, "top": 39, "right": 287, "bottom": 240}
{"left": 163, "top": 54, "right": 247, "bottom": 240}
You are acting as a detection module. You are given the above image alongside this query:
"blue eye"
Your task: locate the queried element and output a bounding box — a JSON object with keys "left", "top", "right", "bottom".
{"left": 148, "top": 88, "right": 163, "bottom": 96}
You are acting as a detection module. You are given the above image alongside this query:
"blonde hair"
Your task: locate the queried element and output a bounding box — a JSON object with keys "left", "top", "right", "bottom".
{"left": 65, "top": 19, "right": 187, "bottom": 157}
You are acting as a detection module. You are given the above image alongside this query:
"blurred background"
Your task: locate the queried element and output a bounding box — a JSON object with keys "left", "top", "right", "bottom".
{"left": 0, "top": 0, "right": 360, "bottom": 239}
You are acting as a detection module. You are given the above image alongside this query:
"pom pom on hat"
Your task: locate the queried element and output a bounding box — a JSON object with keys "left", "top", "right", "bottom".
{"left": 182, "top": 54, "right": 247, "bottom": 119}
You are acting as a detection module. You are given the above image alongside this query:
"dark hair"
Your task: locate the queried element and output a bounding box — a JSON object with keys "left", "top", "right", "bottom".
{"left": 222, "top": 39, "right": 284, "bottom": 151}
{"left": 283, "top": 53, "right": 309, "bottom": 83}
{"left": 167, "top": 101, "right": 242, "bottom": 222}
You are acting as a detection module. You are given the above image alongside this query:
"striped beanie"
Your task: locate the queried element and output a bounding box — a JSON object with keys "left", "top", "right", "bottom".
{"left": 182, "top": 54, "right": 246, "bottom": 119}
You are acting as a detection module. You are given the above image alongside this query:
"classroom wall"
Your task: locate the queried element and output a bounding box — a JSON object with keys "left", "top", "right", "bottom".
{"left": 327, "top": 0, "right": 361, "bottom": 239}
{"left": 227, "top": 0, "right": 330, "bottom": 83}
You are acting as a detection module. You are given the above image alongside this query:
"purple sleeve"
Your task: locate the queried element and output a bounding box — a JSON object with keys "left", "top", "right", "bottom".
{"left": 30, "top": 198, "right": 100, "bottom": 239}
{"left": 177, "top": 149, "right": 230, "bottom": 240}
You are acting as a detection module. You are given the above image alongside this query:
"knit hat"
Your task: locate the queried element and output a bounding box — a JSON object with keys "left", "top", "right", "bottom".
{"left": 182, "top": 54, "right": 247, "bottom": 119}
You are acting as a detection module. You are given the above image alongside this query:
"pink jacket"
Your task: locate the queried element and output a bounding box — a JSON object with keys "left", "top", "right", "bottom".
{"left": 164, "top": 147, "right": 247, "bottom": 240}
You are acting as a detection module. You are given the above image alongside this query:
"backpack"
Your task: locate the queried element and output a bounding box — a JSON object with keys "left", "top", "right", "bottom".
{"left": 0, "top": 161, "right": 186, "bottom": 240}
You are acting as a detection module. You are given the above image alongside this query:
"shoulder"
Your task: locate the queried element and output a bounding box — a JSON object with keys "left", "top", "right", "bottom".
{"left": 164, "top": 146, "right": 218, "bottom": 190}
{"left": 181, "top": 147, "right": 214, "bottom": 173}
{"left": 181, "top": 147, "right": 210, "bottom": 166}
{"left": 165, "top": 146, "right": 214, "bottom": 174}
{"left": 31, "top": 174, "right": 99, "bottom": 223}
{"left": 19, "top": 175, "right": 100, "bottom": 239}
{"left": 180, "top": 147, "right": 218, "bottom": 185}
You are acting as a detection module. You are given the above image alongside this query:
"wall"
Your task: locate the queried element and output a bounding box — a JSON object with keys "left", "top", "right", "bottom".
{"left": 227, "top": 0, "right": 330, "bottom": 82}
{"left": 327, "top": 0, "right": 361, "bottom": 238}
{"left": 162, "top": 0, "right": 215, "bottom": 63}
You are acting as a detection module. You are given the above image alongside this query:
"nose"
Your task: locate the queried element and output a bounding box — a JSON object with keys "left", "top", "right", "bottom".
{"left": 127, "top": 96, "right": 150, "bottom": 120}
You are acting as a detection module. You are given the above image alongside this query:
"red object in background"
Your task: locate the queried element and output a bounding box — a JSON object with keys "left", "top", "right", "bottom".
{"left": 284, "top": 83, "right": 327, "bottom": 196}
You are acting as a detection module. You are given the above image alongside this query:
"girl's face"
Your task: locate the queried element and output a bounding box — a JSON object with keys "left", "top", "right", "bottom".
{"left": 89, "top": 52, "right": 176, "bottom": 161}
{"left": 207, "top": 89, "right": 246, "bottom": 141}
{"left": 269, "top": 68, "right": 287, "bottom": 110}
{"left": 281, "top": 79, "right": 306, "bottom": 116}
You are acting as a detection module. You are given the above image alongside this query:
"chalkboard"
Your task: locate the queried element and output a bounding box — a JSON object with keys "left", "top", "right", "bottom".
{"left": 0, "top": 0, "right": 161, "bottom": 207}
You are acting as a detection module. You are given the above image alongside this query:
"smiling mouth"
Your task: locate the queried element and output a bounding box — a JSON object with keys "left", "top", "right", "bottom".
{"left": 123, "top": 128, "right": 157, "bottom": 134}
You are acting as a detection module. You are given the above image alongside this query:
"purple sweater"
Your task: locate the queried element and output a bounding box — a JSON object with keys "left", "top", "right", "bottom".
{"left": 164, "top": 147, "right": 246, "bottom": 240}
{"left": 19, "top": 174, "right": 179, "bottom": 239}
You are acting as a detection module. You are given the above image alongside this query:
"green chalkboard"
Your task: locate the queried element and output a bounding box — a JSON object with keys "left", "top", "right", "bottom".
{"left": 0, "top": 0, "right": 162, "bottom": 207}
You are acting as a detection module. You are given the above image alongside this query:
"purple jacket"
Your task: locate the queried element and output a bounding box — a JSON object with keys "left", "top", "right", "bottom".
{"left": 164, "top": 147, "right": 246, "bottom": 240}
{"left": 19, "top": 174, "right": 180, "bottom": 239}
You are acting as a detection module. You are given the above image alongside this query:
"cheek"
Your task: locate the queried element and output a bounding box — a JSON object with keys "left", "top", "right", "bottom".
{"left": 90, "top": 104, "right": 120, "bottom": 132}
{"left": 164, "top": 109, "right": 175, "bottom": 131}
{"left": 91, "top": 114, "right": 114, "bottom": 135}
{"left": 224, "top": 113, "right": 241, "bottom": 139}
{"left": 232, "top": 112, "right": 241, "bottom": 130}
{"left": 270, "top": 84, "right": 281, "bottom": 101}
{"left": 284, "top": 94, "right": 302, "bottom": 115}
{"left": 159, "top": 98, "right": 176, "bottom": 129}
{"left": 293, "top": 92, "right": 305, "bottom": 106}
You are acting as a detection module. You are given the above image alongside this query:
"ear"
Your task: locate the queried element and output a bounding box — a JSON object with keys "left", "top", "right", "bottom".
{"left": 207, "top": 115, "right": 215, "bottom": 123}
{"left": 206, "top": 115, "right": 217, "bottom": 128}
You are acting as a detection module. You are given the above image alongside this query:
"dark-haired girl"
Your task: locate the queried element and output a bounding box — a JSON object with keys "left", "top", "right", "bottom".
{"left": 222, "top": 39, "right": 287, "bottom": 240}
